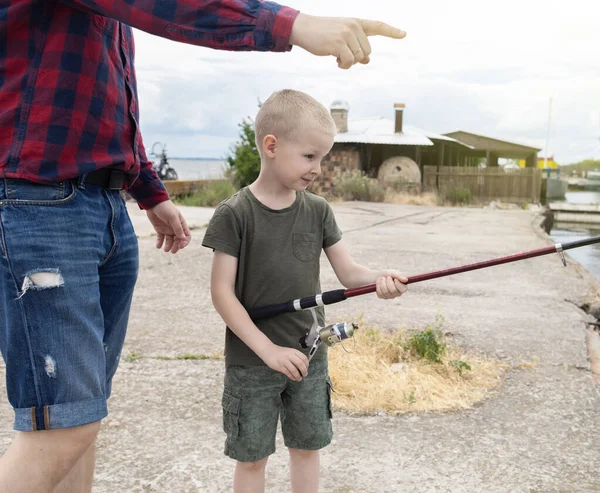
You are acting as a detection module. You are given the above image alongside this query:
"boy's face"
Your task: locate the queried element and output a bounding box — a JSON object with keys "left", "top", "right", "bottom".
{"left": 268, "top": 127, "right": 335, "bottom": 191}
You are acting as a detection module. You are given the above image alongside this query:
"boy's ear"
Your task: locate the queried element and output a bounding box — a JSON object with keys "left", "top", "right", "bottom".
{"left": 262, "top": 134, "right": 277, "bottom": 159}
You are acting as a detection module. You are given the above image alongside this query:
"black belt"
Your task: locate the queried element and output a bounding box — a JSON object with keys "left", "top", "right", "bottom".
{"left": 83, "top": 167, "right": 126, "bottom": 190}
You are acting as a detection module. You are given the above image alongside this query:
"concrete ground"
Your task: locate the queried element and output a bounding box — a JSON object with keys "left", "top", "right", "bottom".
{"left": 1, "top": 201, "right": 599, "bottom": 492}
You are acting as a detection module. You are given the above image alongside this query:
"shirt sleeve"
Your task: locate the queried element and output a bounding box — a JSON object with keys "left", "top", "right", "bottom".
{"left": 202, "top": 203, "right": 242, "bottom": 257}
{"left": 127, "top": 159, "right": 171, "bottom": 210}
{"left": 61, "top": 0, "right": 299, "bottom": 52}
{"left": 322, "top": 200, "right": 342, "bottom": 248}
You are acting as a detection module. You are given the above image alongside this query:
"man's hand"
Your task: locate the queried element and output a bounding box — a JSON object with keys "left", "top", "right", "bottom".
{"left": 259, "top": 344, "right": 309, "bottom": 381}
{"left": 146, "top": 200, "right": 192, "bottom": 253}
{"left": 375, "top": 270, "right": 408, "bottom": 299}
{"left": 289, "top": 14, "right": 406, "bottom": 69}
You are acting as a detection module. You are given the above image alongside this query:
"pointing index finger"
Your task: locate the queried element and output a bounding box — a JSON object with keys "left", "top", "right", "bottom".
{"left": 360, "top": 19, "right": 406, "bottom": 39}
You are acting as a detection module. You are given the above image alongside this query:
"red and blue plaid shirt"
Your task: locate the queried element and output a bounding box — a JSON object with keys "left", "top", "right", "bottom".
{"left": 0, "top": 0, "right": 298, "bottom": 208}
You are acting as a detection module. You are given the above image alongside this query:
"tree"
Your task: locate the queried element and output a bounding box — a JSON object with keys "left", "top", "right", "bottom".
{"left": 226, "top": 113, "right": 261, "bottom": 188}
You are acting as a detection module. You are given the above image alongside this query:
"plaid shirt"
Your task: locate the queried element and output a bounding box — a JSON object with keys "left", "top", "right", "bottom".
{"left": 0, "top": 0, "right": 298, "bottom": 208}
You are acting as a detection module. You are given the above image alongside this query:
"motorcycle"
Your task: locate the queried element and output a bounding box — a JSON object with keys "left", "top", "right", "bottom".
{"left": 150, "top": 142, "right": 178, "bottom": 181}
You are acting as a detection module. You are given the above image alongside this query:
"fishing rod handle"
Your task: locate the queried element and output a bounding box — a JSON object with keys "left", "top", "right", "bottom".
{"left": 247, "top": 289, "right": 347, "bottom": 321}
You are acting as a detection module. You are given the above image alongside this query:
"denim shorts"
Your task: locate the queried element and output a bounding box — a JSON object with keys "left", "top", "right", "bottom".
{"left": 0, "top": 178, "right": 138, "bottom": 431}
{"left": 222, "top": 357, "right": 334, "bottom": 462}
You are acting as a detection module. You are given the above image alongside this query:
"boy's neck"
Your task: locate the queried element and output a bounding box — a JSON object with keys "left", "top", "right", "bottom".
{"left": 249, "top": 172, "right": 297, "bottom": 210}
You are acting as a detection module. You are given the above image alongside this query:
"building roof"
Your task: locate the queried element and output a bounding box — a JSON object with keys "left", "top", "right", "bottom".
{"left": 334, "top": 117, "right": 472, "bottom": 148}
{"left": 444, "top": 131, "right": 541, "bottom": 155}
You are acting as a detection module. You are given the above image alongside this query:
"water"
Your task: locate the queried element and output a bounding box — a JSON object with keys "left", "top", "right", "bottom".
{"left": 549, "top": 190, "right": 600, "bottom": 279}
{"left": 161, "top": 158, "right": 228, "bottom": 181}
{"left": 560, "top": 190, "right": 600, "bottom": 205}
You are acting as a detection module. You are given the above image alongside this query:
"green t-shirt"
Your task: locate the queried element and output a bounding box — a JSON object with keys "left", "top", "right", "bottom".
{"left": 202, "top": 187, "right": 342, "bottom": 365}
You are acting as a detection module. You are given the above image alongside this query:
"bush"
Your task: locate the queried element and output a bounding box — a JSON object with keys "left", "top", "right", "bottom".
{"left": 174, "top": 180, "right": 236, "bottom": 207}
{"left": 225, "top": 116, "right": 261, "bottom": 188}
{"left": 406, "top": 328, "right": 447, "bottom": 363}
{"left": 444, "top": 187, "right": 472, "bottom": 205}
{"left": 332, "top": 170, "right": 385, "bottom": 202}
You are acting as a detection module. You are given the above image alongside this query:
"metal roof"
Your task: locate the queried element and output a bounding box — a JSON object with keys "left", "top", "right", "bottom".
{"left": 444, "top": 131, "right": 541, "bottom": 152}
{"left": 334, "top": 118, "right": 472, "bottom": 148}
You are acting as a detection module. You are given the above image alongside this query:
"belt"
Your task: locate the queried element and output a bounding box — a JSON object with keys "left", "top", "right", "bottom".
{"left": 83, "top": 167, "right": 126, "bottom": 190}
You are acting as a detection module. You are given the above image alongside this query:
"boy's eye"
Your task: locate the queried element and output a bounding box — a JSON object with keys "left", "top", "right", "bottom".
{"left": 305, "top": 154, "right": 315, "bottom": 160}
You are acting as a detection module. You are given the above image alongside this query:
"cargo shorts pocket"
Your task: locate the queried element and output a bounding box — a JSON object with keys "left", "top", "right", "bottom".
{"left": 326, "top": 376, "right": 334, "bottom": 419}
{"left": 292, "top": 232, "right": 318, "bottom": 262}
{"left": 222, "top": 389, "right": 241, "bottom": 438}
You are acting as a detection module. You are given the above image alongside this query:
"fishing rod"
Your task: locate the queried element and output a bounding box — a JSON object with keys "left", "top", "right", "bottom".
{"left": 248, "top": 235, "right": 600, "bottom": 322}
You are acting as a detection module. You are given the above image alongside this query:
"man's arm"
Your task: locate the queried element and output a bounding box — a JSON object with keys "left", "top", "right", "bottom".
{"left": 211, "top": 251, "right": 308, "bottom": 380}
{"left": 324, "top": 239, "right": 408, "bottom": 298}
{"left": 61, "top": 0, "right": 298, "bottom": 52}
{"left": 61, "top": 1, "right": 406, "bottom": 68}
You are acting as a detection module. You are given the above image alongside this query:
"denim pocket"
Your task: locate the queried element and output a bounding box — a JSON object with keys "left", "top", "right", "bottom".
{"left": 222, "top": 389, "right": 241, "bottom": 438}
{"left": 0, "top": 216, "right": 6, "bottom": 259}
{"left": 292, "top": 232, "right": 318, "bottom": 262}
{"left": 1, "top": 180, "right": 77, "bottom": 206}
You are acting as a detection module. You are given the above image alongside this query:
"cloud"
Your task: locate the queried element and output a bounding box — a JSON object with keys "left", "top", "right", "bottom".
{"left": 133, "top": 0, "right": 600, "bottom": 163}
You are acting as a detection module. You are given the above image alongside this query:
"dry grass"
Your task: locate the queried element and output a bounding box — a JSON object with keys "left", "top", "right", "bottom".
{"left": 384, "top": 190, "right": 439, "bottom": 206}
{"left": 328, "top": 318, "right": 508, "bottom": 415}
{"left": 516, "top": 355, "right": 540, "bottom": 369}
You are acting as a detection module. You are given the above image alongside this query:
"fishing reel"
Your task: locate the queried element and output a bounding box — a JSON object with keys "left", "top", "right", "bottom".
{"left": 299, "top": 308, "right": 359, "bottom": 361}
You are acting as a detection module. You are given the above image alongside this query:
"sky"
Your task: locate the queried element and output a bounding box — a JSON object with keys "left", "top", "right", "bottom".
{"left": 132, "top": 0, "right": 600, "bottom": 164}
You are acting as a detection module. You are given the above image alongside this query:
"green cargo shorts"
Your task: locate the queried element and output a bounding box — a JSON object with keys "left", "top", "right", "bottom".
{"left": 222, "top": 357, "right": 334, "bottom": 462}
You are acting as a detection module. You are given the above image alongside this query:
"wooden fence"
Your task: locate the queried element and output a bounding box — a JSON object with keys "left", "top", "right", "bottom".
{"left": 423, "top": 166, "right": 542, "bottom": 203}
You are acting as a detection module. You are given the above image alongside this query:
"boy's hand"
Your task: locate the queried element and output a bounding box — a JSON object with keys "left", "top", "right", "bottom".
{"left": 146, "top": 200, "right": 192, "bottom": 253}
{"left": 375, "top": 270, "right": 408, "bottom": 299}
{"left": 260, "top": 345, "right": 309, "bottom": 382}
{"left": 289, "top": 14, "right": 406, "bottom": 70}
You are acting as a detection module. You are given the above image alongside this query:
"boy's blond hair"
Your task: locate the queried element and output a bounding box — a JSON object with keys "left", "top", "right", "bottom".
{"left": 254, "top": 89, "right": 336, "bottom": 153}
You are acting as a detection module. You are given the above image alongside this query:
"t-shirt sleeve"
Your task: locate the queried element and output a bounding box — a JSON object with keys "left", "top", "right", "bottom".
{"left": 322, "top": 201, "right": 342, "bottom": 248}
{"left": 202, "top": 204, "right": 241, "bottom": 258}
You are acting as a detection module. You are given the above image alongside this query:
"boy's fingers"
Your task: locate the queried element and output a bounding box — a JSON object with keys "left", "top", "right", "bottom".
{"left": 285, "top": 361, "right": 302, "bottom": 381}
{"left": 377, "top": 277, "right": 388, "bottom": 298}
{"left": 385, "top": 276, "right": 397, "bottom": 297}
{"left": 293, "top": 353, "right": 309, "bottom": 376}
{"left": 394, "top": 278, "right": 407, "bottom": 294}
{"left": 360, "top": 20, "right": 406, "bottom": 39}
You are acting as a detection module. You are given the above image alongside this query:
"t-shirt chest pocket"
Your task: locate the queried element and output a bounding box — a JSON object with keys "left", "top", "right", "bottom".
{"left": 292, "top": 232, "right": 319, "bottom": 262}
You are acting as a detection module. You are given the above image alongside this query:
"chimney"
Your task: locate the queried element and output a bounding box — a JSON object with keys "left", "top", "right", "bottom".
{"left": 394, "top": 103, "right": 405, "bottom": 133}
{"left": 330, "top": 100, "right": 350, "bottom": 133}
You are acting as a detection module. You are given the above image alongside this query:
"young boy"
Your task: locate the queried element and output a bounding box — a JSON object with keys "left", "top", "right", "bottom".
{"left": 202, "top": 89, "right": 408, "bottom": 493}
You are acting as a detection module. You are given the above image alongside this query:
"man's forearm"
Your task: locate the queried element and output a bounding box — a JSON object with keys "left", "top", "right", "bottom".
{"left": 61, "top": 0, "right": 298, "bottom": 52}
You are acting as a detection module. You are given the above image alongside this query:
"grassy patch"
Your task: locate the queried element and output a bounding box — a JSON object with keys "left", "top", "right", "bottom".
{"left": 173, "top": 181, "right": 236, "bottom": 207}
{"left": 154, "top": 352, "right": 223, "bottom": 361}
{"left": 328, "top": 316, "right": 508, "bottom": 415}
{"left": 443, "top": 187, "right": 472, "bottom": 205}
{"left": 331, "top": 170, "right": 385, "bottom": 202}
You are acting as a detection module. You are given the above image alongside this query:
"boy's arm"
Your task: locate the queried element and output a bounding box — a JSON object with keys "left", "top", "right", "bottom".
{"left": 211, "top": 251, "right": 308, "bottom": 380}
{"left": 324, "top": 239, "right": 408, "bottom": 299}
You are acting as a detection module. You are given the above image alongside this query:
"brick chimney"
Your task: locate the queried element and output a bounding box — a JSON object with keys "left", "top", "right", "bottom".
{"left": 330, "top": 100, "right": 350, "bottom": 133}
{"left": 394, "top": 103, "right": 405, "bottom": 133}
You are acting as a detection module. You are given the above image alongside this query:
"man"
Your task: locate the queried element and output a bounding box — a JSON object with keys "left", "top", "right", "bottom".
{"left": 0, "top": 1, "right": 406, "bottom": 491}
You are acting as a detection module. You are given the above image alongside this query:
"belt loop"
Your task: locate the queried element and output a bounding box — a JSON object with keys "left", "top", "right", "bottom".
{"left": 77, "top": 174, "right": 87, "bottom": 190}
